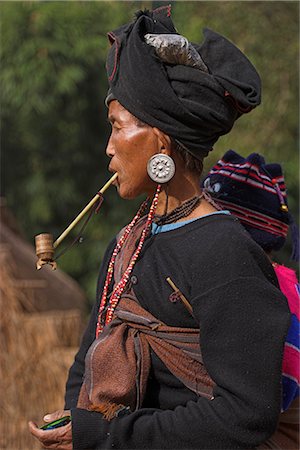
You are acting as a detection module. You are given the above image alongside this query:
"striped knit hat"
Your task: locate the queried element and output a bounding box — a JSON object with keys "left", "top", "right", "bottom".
{"left": 202, "top": 150, "right": 299, "bottom": 260}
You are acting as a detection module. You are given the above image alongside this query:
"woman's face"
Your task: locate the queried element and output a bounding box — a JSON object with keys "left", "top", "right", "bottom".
{"left": 106, "top": 100, "right": 161, "bottom": 199}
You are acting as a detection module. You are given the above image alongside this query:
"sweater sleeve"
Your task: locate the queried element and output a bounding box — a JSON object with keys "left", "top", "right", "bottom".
{"left": 70, "top": 276, "right": 290, "bottom": 449}
{"left": 64, "top": 238, "right": 116, "bottom": 409}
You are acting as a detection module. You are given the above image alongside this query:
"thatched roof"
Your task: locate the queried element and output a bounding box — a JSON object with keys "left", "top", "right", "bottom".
{"left": 0, "top": 198, "right": 87, "bottom": 313}
{"left": 0, "top": 199, "right": 88, "bottom": 449}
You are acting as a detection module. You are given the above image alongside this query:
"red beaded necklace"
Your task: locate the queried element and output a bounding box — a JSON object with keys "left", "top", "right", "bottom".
{"left": 96, "top": 184, "right": 161, "bottom": 337}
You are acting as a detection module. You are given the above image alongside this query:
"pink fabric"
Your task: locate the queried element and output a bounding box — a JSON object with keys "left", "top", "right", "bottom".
{"left": 274, "top": 264, "right": 299, "bottom": 320}
{"left": 282, "top": 345, "right": 300, "bottom": 383}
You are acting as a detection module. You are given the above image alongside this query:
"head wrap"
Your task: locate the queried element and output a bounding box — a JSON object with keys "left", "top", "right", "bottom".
{"left": 105, "top": 5, "right": 261, "bottom": 160}
{"left": 202, "top": 150, "right": 299, "bottom": 260}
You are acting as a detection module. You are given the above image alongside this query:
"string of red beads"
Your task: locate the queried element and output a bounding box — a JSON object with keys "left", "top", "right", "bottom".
{"left": 95, "top": 184, "right": 161, "bottom": 337}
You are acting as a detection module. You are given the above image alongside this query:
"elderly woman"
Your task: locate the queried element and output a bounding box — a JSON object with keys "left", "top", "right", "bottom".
{"left": 29, "top": 7, "right": 290, "bottom": 450}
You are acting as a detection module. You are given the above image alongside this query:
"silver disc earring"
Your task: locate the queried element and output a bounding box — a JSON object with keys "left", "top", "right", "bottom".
{"left": 147, "top": 154, "right": 175, "bottom": 183}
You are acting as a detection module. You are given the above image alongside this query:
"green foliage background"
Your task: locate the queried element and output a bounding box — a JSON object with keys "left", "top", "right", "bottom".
{"left": 1, "top": 1, "right": 299, "bottom": 307}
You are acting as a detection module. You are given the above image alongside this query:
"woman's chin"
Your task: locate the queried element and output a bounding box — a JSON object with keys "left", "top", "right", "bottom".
{"left": 117, "top": 184, "right": 143, "bottom": 200}
{"left": 117, "top": 186, "right": 135, "bottom": 200}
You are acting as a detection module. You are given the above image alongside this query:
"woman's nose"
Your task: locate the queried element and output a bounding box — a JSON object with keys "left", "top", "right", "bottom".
{"left": 106, "top": 137, "right": 115, "bottom": 158}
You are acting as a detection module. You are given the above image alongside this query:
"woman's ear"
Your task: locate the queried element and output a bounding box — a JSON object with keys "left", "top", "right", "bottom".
{"left": 152, "top": 128, "right": 172, "bottom": 155}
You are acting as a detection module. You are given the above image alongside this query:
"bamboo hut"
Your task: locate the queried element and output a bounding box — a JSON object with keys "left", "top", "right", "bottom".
{"left": 0, "top": 199, "right": 87, "bottom": 449}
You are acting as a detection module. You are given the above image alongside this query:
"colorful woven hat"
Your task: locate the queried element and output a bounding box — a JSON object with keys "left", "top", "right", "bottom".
{"left": 202, "top": 150, "right": 299, "bottom": 260}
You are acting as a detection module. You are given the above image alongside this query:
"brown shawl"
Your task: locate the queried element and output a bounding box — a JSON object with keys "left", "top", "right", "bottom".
{"left": 77, "top": 293, "right": 214, "bottom": 417}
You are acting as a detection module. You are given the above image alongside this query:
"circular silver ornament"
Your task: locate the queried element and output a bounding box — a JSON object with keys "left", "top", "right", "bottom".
{"left": 147, "top": 154, "right": 175, "bottom": 183}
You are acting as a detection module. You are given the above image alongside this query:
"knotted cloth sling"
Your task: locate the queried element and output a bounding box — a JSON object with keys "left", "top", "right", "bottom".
{"left": 77, "top": 294, "right": 214, "bottom": 417}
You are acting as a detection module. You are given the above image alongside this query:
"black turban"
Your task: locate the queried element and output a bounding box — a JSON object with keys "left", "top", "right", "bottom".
{"left": 106, "top": 6, "right": 261, "bottom": 159}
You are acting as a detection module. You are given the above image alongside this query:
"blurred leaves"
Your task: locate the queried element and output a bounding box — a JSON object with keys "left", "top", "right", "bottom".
{"left": 1, "top": 1, "right": 299, "bottom": 306}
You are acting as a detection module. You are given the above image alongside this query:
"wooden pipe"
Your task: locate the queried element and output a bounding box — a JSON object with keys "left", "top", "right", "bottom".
{"left": 35, "top": 173, "right": 118, "bottom": 270}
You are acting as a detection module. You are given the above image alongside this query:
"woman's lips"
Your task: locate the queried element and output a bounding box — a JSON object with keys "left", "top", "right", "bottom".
{"left": 109, "top": 168, "right": 119, "bottom": 186}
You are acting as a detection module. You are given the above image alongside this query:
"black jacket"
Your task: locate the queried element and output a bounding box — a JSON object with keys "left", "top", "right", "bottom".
{"left": 65, "top": 214, "right": 290, "bottom": 449}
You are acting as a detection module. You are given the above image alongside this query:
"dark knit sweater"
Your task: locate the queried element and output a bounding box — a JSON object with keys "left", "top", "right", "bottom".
{"left": 64, "top": 214, "right": 290, "bottom": 449}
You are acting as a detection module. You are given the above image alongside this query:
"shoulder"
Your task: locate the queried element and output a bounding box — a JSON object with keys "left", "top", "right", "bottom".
{"left": 152, "top": 213, "right": 276, "bottom": 277}
{"left": 173, "top": 214, "right": 269, "bottom": 267}
{"left": 178, "top": 214, "right": 278, "bottom": 290}
{"left": 159, "top": 213, "right": 254, "bottom": 250}
{"left": 197, "top": 213, "right": 253, "bottom": 245}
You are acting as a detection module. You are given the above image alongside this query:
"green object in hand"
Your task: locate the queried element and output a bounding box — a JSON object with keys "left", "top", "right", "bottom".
{"left": 39, "top": 416, "right": 71, "bottom": 430}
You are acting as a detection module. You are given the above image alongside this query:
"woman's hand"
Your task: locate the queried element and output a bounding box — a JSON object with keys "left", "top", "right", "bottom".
{"left": 28, "top": 410, "right": 72, "bottom": 450}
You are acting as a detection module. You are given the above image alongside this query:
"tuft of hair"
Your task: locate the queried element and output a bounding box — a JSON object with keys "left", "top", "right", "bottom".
{"left": 135, "top": 9, "right": 151, "bottom": 20}
{"left": 171, "top": 140, "right": 203, "bottom": 175}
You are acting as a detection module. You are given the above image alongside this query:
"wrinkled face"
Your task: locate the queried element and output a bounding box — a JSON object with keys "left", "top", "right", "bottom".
{"left": 106, "top": 100, "right": 160, "bottom": 199}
